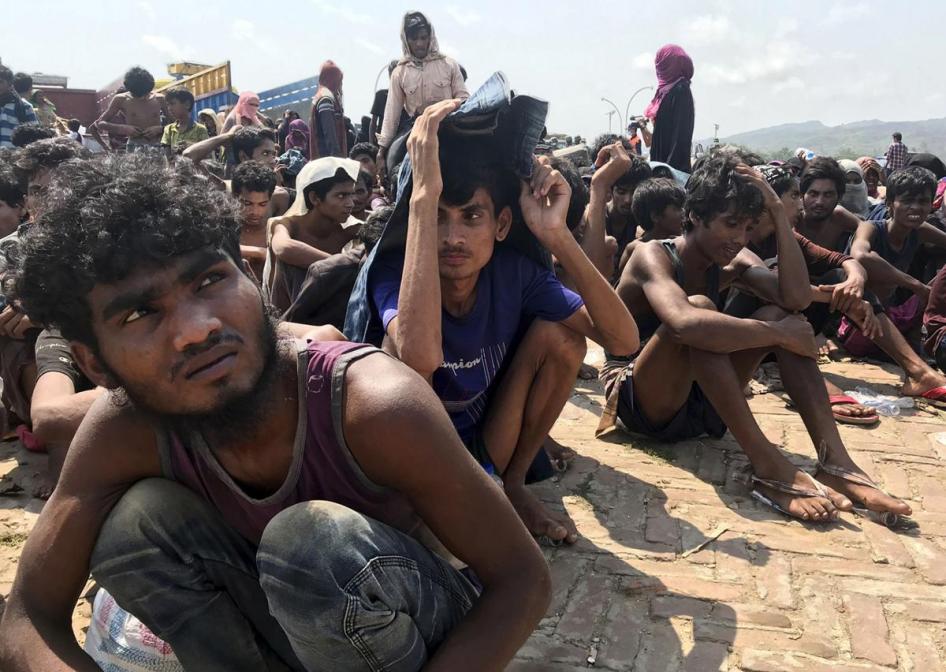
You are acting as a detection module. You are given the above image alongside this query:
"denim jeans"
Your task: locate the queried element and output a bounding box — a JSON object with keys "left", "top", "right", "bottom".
{"left": 90, "top": 479, "right": 480, "bottom": 672}
{"left": 343, "top": 72, "right": 551, "bottom": 344}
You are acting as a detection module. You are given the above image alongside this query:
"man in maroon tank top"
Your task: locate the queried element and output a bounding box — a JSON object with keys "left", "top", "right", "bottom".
{"left": 0, "top": 155, "right": 550, "bottom": 672}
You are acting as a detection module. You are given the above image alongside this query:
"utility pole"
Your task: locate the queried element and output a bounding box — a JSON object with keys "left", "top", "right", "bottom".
{"left": 714, "top": 123, "right": 720, "bottom": 145}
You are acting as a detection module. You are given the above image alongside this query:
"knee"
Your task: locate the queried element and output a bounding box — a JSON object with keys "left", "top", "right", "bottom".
{"left": 260, "top": 500, "right": 368, "bottom": 575}
{"left": 687, "top": 295, "right": 718, "bottom": 311}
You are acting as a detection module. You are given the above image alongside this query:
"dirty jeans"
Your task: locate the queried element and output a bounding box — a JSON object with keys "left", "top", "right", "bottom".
{"left": 90, "top": 479, "right": 480, "bottom": 672}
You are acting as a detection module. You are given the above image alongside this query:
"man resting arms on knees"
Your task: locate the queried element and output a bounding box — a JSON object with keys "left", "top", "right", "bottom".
{"left": 603, "top": 157, "right": 909, "bottom": 523}
{"left": 0, "top": 155, "right": 550, "bottom": 672}
{"left": 372, "top": 101, "right": 638, "bottom": 545}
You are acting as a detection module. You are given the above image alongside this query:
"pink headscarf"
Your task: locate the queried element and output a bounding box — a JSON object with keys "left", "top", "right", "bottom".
{"left": 226, "top": 91, "right": 261, "bottom": 127}
{"left": 284, "top": 118, "right": 310, "bottom": 158}
{"left": 644, "top": 45, "right": 694, "bottom": 120}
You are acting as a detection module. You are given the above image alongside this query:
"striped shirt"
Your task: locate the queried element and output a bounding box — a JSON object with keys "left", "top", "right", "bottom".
{"left": 0, "top": 97, "right": 38, "bottom": 148}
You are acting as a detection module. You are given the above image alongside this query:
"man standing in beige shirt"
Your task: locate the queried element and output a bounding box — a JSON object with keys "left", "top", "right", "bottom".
{"left": 377, "top": 11, "right": 469, "bottom": 181}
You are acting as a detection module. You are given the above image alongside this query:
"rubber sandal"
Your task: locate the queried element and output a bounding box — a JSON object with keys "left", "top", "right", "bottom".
{"left": 828, "top": 394, "right": 880, "bottom": 426}
{"left": 917, "top": 386, "right": 946, "bottom": 409}
{"left": 15, "top": 425, "right": 45, "bottom": 453}
{"left": 814, "top": 442, "right": 913, "bottom": 530}
{"left": 737, "top": 466, "right": 834, "bottom": 522}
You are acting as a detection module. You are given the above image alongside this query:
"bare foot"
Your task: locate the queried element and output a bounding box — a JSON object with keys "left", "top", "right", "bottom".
{"left": 901, "top": 374, "right": 946, "bottom": 399}
{"left": 831, "top": 402, "right": 879, "bottom": 423}
{"left": 815, "top": 462, "right": 912, "bottom": 516}
{"left": 544, "top": 437, "right": 577, "bottom": 473}
{"left": 32, "top": 478, "right": 54, "bottom": 500}
{"left": 505, "top": 483, "right": 578, "bottom": 545}
{"left": 752, "top": 461, "right": 850, "bottom": 523}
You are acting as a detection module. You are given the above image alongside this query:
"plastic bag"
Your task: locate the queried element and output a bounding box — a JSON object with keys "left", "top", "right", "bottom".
{"left": 84, "top": 587, "right": 183, "bottom": 672}
{"left": 844, "top": 386, "right": 914, "bottom": 417}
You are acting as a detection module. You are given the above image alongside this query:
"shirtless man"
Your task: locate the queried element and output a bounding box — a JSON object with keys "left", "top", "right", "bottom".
{"left": 265, "top": 157, "right": 360, "bottom": 313}
{"left": 620, "top": 176, "right": 686, "bottom": 268}
{"left": 0, "top": 154, "right": 550, "bottom": 672}
{"left": 184, "top": 125, "right": 291, "bottom": 215}
{"left": 606, "top": 157, "right": 909, "bottom": 523}
{"left": 795, "top": 157, "right": 862, "bottom": 252}
{"left": 231, "top": 161, "right": 276, "bottom": 281}
{"left": 91, "top": 67, "right": 166, "bottom": 152}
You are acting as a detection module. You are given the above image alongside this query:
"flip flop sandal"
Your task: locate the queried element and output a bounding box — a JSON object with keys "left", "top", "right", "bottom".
{"left": 828, "top": 394, "right": 880, "bottom": 426}
{"left": 737, "top": 466, "right": 834, "bottom": 522}
{"left": 814, "top": 442, "right": 913, "bottom": 530}
{"left": 917, "top": 386, "right": 946, "bottom": 410}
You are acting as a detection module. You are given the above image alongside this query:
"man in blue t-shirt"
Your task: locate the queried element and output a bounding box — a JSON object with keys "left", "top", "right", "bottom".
{"left": 370, "top": 100, "right": 640, "bottom": 545}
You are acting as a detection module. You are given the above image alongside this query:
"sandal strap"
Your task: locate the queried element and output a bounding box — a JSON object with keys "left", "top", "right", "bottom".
{"left": 750, "top": 473, "right": 827, "bottom": 499}
{"left": 818, "top": 463, "right": 883, "bottom": 490}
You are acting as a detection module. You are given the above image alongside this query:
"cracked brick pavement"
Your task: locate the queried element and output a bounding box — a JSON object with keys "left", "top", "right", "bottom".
{"left": 1, "top": 346, "right": 945, "bottom": 670}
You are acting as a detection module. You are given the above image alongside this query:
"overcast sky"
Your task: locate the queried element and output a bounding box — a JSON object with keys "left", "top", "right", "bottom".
{"left": 4, "top": 0, "right": 943, "bottom": 142}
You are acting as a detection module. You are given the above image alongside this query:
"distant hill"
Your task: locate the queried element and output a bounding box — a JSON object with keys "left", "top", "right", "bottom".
{"left": 703, "top": 118, "right": 946, "bottom": 161}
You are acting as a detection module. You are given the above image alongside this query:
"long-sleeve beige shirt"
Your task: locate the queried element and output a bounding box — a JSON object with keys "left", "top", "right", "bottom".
{"left": 377, "top": 57, "right": 469, "bottom": 150}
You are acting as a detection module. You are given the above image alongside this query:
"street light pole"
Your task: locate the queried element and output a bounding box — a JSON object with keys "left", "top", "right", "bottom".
{"left": 601, "top": 97, "right": 623, "bottom": 135}
{"left": 624, "top": 86, "right": 654, "bottom": 128}
{"left": 605, "top": 110, "right": 615, "bottom": 133}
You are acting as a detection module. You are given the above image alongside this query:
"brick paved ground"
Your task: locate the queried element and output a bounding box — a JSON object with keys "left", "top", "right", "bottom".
{"left": 1, "top": 346, "right": 945, "bottom": 670}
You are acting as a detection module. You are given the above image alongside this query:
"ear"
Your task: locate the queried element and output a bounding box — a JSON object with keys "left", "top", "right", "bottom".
{"left": 237, "top": 151, "right": 250, "bottom": 163}
{"left": 495, "top": 206, "right": 513, "bottom": 242}
{"left": 71, "top": 341, "right": 119, "bottom": 390}
{"left": 688, "top": 212, "right": 703, "bottom": 230}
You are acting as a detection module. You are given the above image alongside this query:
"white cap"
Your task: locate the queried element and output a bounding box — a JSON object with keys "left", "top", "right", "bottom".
{"left": 288, "top": 157, "right": 362, "bottom": 214}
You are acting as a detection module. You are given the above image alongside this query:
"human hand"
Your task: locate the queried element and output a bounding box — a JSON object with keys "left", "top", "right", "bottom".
{"left": 406, "top": 99, "right": 460, "bottom": 197}
{"left": 845, "top": 299, "right": 882, "bottom": 341}
{"left": 0, "top": 306, "right": 36, "bottom": 340}
{"left": 520, "top": 156, "right": 571, "bottom": 247}
{"left": 735, "top": 164, "right": 781, "bottom": 212}
{"left": 591, "top": 142, "right": 631, "bottom": 191}
{"left": 818, "top": 274, "right": 865, "bottom": 313}
{"left": 777, "top": 313, "right": 817, "bottom": 359}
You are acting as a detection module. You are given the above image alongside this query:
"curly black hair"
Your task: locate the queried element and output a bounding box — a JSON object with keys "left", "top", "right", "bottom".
{"left": 590, "top": 134, "right": 632, "bottom": 164}
{"left": 12, "top": 154, "right": 242, "bottom": 346}
{"left": 692, "top": 144, "right": 765, "bottom": 173}
{"left": 13, "top": 136, "right": 89, "bottom": 182}
{"left": 613, "top": 153, "right": 652, "bottom": 191}
{"left": 0, "top": 161, "right": 25, "bottom": 208}
{"left": 232, "top": 127, "right": 276, "bottom": 163}
{"left": 349, "top": 142, "right": 379, "bottom": 163}
{"left": 800, "top": 157, "right": 846, "bottom": 199}
{"left": 632, "top": 178, "right": 685, "bottom": 232}
{"left": 10, "top": 122, "right": 55, "bottom": 148}
{"left": 123, "top": 66, "right": 155, "bottom": 98}
{"left": 231, "top": 160, "right": 277, "bottom": 196}
{"left": 886, "top": 165, "right": 937, "bottom": 205}
{"left": 684, "top": 156, "right": 764, "bottom": 232}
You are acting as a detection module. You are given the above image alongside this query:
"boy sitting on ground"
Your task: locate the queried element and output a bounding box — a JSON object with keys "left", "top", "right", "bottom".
{"left": 370, "top": 101, "right": 639, "bottom": 545}
{"left": 231, "top": 161, "right": 277, "bottom": 281}
{"left": 604, "top": 156, "right": 909, "bottom": 524}
{"left": 0, "top": 154, "right": 551, "bottom": 672}
{"left": 91, "top": 67, "right": 166, "bottom": 152}
{"left": 619, "top": 176, "right": 686, "bottom": 268}
{"left": 265, "top": 157, "right": 361, "bottom": 313}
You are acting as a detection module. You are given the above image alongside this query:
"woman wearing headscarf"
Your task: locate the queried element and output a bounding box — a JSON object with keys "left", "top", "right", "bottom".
{"left": 197, "top": 109, "right": 218, "bottom": 137}
{"left": 839, "top": 159, "right": 870, "bottom": 217}
{"left": 223, "top": 91, "right": 262, "bottom": 131}
{"left": 284, "top": 118, "right": 310, "bottom": 160}
{"left": 856, "top": 156, "right": 885, "bottom": 201}
{"left": 644, "top": 44, "right": 695, "bottom": 173}
{"left": 376, "top": 11, "right": 469, "bottom": 174}
{"left": 308, "top": 60, "right": 347, "bottom": 159}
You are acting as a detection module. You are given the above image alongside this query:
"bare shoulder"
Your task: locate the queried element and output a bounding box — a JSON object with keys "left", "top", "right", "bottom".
{"left": 630, "top": 239, "right": 673, "bottom": 277}
{"left": 833, "top": 205, "right": 862, "bottom": 230}
{"left": 57, "top": 393, "right": 161, "bottom": 496}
